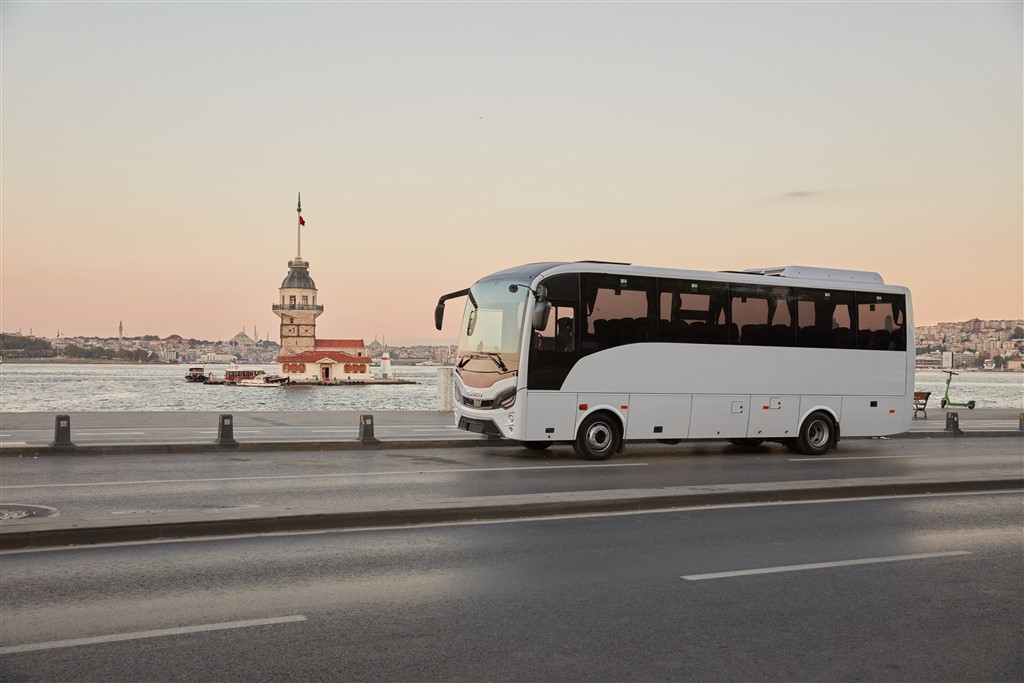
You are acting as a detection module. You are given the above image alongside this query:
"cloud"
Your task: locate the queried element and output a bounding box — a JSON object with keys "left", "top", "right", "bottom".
{"left": 783, "top": 190, "right": 822, "bottom": 199}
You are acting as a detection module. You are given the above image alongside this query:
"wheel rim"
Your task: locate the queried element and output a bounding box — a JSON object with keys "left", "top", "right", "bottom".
{"left": 586, "top": 422, "right": 613, "bottom": 454}
{"left": 807, "top": 419, "right": 830, "bottom": 449}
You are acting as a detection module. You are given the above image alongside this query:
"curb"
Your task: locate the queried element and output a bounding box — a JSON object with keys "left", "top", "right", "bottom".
{"left": 2, "top": 475, "right": 1020, "bottom": 551}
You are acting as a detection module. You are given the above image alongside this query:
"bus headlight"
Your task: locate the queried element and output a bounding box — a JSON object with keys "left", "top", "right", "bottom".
{"left": 495, "top": 387, "right": 517, "bottom": 410}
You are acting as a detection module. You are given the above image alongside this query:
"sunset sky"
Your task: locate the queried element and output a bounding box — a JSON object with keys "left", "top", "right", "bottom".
{"left": 2, "top": 2, "right": 1021, "bottom": 345}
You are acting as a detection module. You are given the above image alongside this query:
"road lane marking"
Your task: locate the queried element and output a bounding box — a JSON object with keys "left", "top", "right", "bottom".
{"left": 788, "top": 454, "right": 932, "bottom": 462}
{"left": 681, "top": 551, "right": 971, "bottom": 581}
{"left": 0, "top": 615, "right": 307, "bottom": 655}
{"left": 0, "top": 462, "right": 647, "bottom": 489}
{"left": 81, "top": 431, "right": 146, "bottom": 436}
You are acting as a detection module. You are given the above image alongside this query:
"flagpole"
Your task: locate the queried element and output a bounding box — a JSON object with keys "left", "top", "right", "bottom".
{"left": 296, "top": 192, "right": 302, "bottom": 259}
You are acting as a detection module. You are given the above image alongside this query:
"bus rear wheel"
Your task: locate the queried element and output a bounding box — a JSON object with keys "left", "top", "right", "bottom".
{"left": 573, "top": 413, "right": 621, "bottom": 461}
{"left": 796, "top": 411, "right": 835, "bottom": 456}
{"left": 523, "top": 441, "right": 553, "bottom": 451}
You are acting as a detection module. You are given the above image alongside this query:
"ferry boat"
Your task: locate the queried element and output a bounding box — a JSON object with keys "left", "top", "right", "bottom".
{"left": 185, "top": 366, "right": 208, "bottom": 382}
{"left": 223, "top": 366, "right": 290, "bottom": 386}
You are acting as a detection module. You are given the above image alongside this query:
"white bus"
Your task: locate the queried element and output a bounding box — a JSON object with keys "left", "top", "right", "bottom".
{"left": 435, "top": 262, "right": 914, "bottom": 460}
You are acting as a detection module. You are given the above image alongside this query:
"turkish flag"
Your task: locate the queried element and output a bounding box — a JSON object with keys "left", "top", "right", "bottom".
{"left": 299, "top": 215, "right": 305, "bottom": 226}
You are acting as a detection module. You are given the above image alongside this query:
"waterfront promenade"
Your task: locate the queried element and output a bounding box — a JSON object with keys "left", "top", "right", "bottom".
{"left": 1, "top": 408, "right": 1021, "bottom": 453}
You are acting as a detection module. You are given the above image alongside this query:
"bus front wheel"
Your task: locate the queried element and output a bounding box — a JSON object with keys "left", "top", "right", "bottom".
{"left": 796, "top": 411, "right": 835, "bottom": 456}
{"left": 573, "top": 413, "right": 621, "bottom": 461}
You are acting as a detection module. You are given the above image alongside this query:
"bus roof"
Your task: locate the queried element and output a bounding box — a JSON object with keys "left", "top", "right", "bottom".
{"left": 476, "top": 262, "right": 901, "bottom": 292}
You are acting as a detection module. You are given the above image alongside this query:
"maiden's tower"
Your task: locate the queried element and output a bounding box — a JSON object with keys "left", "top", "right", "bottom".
{"left": 273, "top": 194, "right": 371, "bottom": 383}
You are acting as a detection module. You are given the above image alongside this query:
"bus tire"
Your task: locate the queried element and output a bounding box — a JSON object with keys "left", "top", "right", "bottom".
{"left": 573, "top": 412, "right": 621, "bottom": 461}
{"left": 727, "top": 438, "right": 764, "bottom": 448}
{"left": 796, "top": 411, "right": 835, "bottom": 456}
{"left": 523, "top": 441, "right": 553, "bottom": 451}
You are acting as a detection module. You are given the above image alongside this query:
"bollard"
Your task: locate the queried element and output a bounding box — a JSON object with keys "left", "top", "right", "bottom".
{"left": 359, "top": 414, "right": 381, "bottom": 447}
{"left": 217, "top": 413, "right": 239, "bottom": 448}
{"left": 945, "top": 411, "right": 962, "bottom": 434}
{"left": 1019, "top": 413, "right": 1023, "bottom": 431}
{"left": 50, "top": 414, "right": 77, "bottom": 452}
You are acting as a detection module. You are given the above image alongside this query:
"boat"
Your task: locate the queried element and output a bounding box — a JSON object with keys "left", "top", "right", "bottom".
{"left": 185, "top": 366, "right": 208, "bottom": 382}
{"left": 237, "top": 374, "right": 290, "bottom": 387}
{"left": 223, "top": 365, "right": 290, "bottom": 386}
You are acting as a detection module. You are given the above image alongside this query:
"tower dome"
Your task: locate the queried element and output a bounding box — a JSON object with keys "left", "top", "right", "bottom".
{"left": 280, "top": 259, "right": 317, "bottom": 289}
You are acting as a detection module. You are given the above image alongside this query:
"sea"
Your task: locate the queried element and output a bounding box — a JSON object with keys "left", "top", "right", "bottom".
{"left": 0, "top": 364, "right": 1021, "bottom": 413}
{"left": 0, "top": 364, "right": 447, "bottom": 413}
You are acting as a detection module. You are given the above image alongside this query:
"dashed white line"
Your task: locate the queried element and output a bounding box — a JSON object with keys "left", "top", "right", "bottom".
{"left": 0, "top": 615, "right": 307, "bottom": 655}
{"left": 788, "top": 454, "right": 932, "bottom": 462}
{"left": 681, "top": 551, "right": 971, "bottom": 581}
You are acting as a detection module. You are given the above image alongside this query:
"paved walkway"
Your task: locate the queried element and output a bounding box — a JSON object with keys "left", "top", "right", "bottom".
{"left": 0, "top": 408, "right": 1021, "bottom": 455}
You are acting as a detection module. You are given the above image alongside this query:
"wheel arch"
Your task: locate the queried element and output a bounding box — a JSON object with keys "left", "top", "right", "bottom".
{"left": 799, "top": 404, "right": 839, "bottom": 431}
{"left": 574, "top": 405, "right": 627, "bottom": 438}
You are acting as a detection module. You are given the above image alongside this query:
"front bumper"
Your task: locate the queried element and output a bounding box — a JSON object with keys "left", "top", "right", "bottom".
{"left": 458, "top": 415, "right": 504, "bottom": 437}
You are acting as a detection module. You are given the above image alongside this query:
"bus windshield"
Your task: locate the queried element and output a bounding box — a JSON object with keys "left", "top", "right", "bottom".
{"left": 457, "top": 280, "right": 528, "bottom": 379}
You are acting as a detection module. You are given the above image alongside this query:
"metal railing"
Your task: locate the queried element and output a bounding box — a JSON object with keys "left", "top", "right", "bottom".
{"left": 272, "top": 304, "right": 324, "bottom": 312}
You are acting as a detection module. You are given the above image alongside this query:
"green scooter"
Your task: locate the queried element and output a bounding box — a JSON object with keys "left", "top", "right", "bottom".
{"left": 939, "top": 370, "right": 976, "bottom": 409}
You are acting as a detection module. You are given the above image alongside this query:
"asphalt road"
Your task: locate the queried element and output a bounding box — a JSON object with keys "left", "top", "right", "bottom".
{"left": 1, "top": 492, "right": 1020, "bottom": 682}
{"left": 2, "top": 438, "right": 1022, "bottom": 521}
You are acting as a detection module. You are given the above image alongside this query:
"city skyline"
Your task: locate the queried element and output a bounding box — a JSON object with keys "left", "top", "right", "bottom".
{"left": 2, "top": 2, "right": 1021, "bottom": 344}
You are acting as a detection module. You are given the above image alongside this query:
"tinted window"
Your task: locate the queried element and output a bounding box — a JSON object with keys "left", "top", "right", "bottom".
{"left": 730, "top": 285, "right": 794, "bottom": 346}
{"left": 794, "top": 289, "right": 856, "bottom": 349}
{"left": 856, "top": 292, "right": 907, "bottom": 351}
{"left": 581, "top": 274, "right": 656, "bottom": 354}
{"left": 657, "top": 279, "right": 728, "bottom": 344}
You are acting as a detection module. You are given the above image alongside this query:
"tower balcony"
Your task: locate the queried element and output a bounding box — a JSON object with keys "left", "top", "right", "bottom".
{"left": 273, "top": 304, "right": 324, "bottom": 313}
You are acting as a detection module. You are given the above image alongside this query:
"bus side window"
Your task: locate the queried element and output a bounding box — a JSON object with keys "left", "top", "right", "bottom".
{"left": 534, "top": 307, "right": 575, "bottom": 352}
{"left": 856, "top": 293, "right": 906, "bottom": 351}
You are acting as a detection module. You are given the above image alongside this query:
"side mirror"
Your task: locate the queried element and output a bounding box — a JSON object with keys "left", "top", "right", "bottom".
{"left": 434, "top": 303, "right": 445, "bottom": 331}
{"left": 532, "top": 301, "right": 552, "bottom": 331}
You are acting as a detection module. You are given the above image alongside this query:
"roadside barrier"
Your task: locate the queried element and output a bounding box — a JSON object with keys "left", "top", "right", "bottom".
{"left": 217, "top": 414, "right": 239, "bottom": 448}
{"left": 359, "top": 414, "right": 381, "bottom": 447}
{"left": 945, "top": 411, "right": 962, "bottom": 434}
{"left": 50, "top": 414, "right": 77, "bottom": 453}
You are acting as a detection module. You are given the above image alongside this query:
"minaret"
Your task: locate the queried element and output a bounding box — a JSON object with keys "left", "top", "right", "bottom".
{"left": 272, "top": 193, "right": 323, "bottom": 356}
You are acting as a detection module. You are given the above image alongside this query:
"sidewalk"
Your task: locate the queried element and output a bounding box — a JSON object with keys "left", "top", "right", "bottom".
{"left": 1, "top": 408, "right": 1020, "bottom": 456}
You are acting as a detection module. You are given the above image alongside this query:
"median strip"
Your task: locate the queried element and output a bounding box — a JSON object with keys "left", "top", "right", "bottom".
{"left": 1, "top": 474, "right": 1019, "bottom": 551}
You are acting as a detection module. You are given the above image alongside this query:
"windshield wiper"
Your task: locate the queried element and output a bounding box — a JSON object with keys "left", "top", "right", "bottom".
{"left": 483, "top": 352, "right": 509, "bottom": 373}
{"left": 457, "top": 352, "right": 510, "bottom": 373}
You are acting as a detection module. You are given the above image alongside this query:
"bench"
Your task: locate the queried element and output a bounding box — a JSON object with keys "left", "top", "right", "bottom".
{"left": 913, "top": 391, "right": 931, "bottom": 418}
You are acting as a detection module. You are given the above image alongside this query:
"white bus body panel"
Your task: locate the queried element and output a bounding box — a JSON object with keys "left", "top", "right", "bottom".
{"left": 560, "top": 344, "right": 908, "bottom": 397}
{"left": 747, "top": 395, "right": 800, "bottom": 439}
{"left": 688, "top": 395, "right": 750, "bottom": 439}
{"left": 623, "top": 394, "right": 692, "bottom": 440}
{"left": 840, "top": 396, "right": 909, "bottom": 436}
{"left": 523, "top": 391, "right": 578, "bottom": 441}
